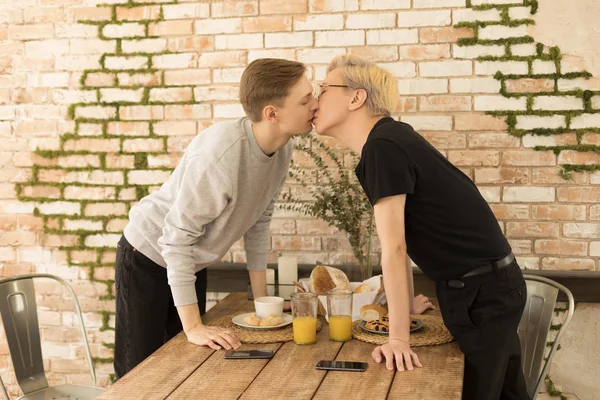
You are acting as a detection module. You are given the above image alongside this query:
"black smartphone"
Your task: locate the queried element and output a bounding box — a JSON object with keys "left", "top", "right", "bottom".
{"left": 224, "top": 350, "right": 273, "bottom": 359}
{"left": 315, "top": 360, "right": 368, "bottom": 372}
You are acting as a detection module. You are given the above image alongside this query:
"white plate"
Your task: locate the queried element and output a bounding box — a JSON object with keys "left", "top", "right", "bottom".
{"left": 232, "top": 312, "right": 293, "bottom": 330}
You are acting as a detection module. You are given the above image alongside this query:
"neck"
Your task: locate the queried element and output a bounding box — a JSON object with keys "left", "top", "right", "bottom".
{"left": 333, "top": 115, "right": 384, "bottom": 155}
{"left": 251, "top": 122, "right": 290, "bottom": 156}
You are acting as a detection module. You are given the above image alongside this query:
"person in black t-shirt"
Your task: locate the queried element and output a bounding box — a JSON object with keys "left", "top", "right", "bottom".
{"left": 312, "top": 54, "right": 529, "bottom": 400}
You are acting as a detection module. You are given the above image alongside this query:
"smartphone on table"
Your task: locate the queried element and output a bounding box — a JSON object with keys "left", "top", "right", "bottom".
{"left": 315, "top": 360, "right": 368, "bottom": 372}
{"left": 224, "top": 350, "right": 273, "bottom": 359}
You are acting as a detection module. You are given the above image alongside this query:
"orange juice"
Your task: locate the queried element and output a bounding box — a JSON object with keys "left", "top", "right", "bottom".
{"left": 292, "top": 316, "right": 317, "bottom": 344}
{"left": 328, "top": 315, "right": 352, "bottom": 341}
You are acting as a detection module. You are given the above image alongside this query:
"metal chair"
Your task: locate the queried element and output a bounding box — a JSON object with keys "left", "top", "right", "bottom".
{"left": 0, "top": 274, "right": 104, "bottom": 400}
{"left": 518, "top": 275, "right": 575, "bottom": 400}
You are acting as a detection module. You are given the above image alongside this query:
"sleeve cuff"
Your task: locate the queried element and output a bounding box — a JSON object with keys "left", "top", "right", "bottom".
{"left": 246, "top": 251, "right": 267, "bottom": 271}
{"left": 171, "top": 283, "right": 199, "bottom": 307}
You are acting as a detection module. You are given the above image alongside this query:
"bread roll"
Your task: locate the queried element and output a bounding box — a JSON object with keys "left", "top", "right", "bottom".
{"left": 353, "top": 283, "right": 371, "bottom": 294}
{"left": 310, "top": 265, "right": 351, "bottom": 295}
{"left": 360, "top": 304, "right": 388, "bottom": 321}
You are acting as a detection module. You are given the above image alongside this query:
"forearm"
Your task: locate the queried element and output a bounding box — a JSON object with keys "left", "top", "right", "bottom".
{"left": 406, "top": 254, "right": 415, "bottom": 313}
{"left": 383, "top": 247, "right": 411, "bottom": 343}
{"left": 249, "top": 269, "right": 268, "bottom": 299}
{"left": 177, "top": 302, "right": 203, "bottom": 333}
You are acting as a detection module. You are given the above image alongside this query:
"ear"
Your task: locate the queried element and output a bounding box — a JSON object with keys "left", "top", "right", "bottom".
{"left": 262, "top": 105, "right": 278, "bottom": 124}
{"left": 348, "top": 89, "right": 367, "bottom": 111}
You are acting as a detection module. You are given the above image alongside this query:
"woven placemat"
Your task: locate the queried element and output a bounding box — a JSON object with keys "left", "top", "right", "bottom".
{"left": 352, "top": 314, "right": 454, "bottom": 347}
{"left": 207, "top": 314, "right": 323, "bottom": 344}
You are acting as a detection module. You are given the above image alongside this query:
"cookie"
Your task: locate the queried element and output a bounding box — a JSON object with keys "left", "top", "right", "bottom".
{"left": 364, "top": 319, "right": 389, "bottom": 333}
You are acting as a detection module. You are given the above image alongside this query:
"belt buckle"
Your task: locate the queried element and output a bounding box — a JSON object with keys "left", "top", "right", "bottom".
{"left": 447, "top": 279, "right": 465, "bottom": 289}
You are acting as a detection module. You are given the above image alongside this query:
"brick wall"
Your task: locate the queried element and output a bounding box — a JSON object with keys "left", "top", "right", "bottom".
{"left": 1, "top": 0, "right": 599, "bottom": 395}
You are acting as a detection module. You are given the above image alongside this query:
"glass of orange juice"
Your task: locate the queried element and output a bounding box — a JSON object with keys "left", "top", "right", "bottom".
{"left": 290, "top": 292, "right": 318, "bottom": 345}
{"left": 326, "top": 288, "right": 353, "bottom": 342}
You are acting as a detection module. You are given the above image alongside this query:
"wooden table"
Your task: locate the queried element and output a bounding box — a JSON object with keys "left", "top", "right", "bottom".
{"left": 97, "top": 293, "right": 463, "bottom": 399}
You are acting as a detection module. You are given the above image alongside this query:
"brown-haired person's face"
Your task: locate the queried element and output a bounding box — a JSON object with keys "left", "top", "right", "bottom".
{"left": 312, "top": 68, "right": 351, "bottom": 136}
{"left": 275, "top": 75, "right": 318, "bottom": 136}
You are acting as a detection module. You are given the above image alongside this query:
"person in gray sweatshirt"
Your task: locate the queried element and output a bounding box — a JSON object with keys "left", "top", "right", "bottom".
{"left": 113, "top": 58, "right": 318, "bottom": 380}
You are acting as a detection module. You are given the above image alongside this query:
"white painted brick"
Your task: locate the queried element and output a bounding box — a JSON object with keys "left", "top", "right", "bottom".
{"left": 590, "top": 242, "right": 600, "bottom": 257}
{"left": 532, "top": 96, "right": 583, "bottom": 111}
{"left": 85, "top": 234, "right": 121, "bottom": 248}
{"left": 397, "top": 10, "right": 451, "bottom": 27}
{"left": 215, "top": 33, "right": 263, "bottom": 50}
{"left": 310, "top": 0, "right": 358, "bottom": 12}
{"left": 571, "top": 114, "right": 600, "bottom": 129}
{"left": 195, "top": 86, "right": 239, "bottom": 102}
{"left": 474, "top": 95, "right": 527, "bottom": 111}
{"left": 511, "top": 43, "right": 537, "bottom": 57}
{"left": 516, "top": 115, "right": 566, "bottom": 130}
{"left": 213, "top": 68, "right": 245, "bottom": 84}
{"left": 20, "top": 248, "right": 53, "bottom": 264}
{"left": 37, "top": 201, "right": 81, "bottom": 215}
{"left": 420, "top": 60, "right": 472, "bottom": 77}
{"left": 127, "top": 170, "right": 172, "bottom": 185}
{"left": 55, "top": 56, "right": 101, "bottom": 71}
{"left": 503, "top": 187, "right": 555, "bottom": 203}
{"left": 474, "top": 0, "right": 522, "bottom": 4}
{"left": 266, "top": 32, "right": 312, "bottom": 48}
{"left": 52, "top": 90, "right": 97, "bottom": 105}
{"left": 453, "top": 44, "right": 504, "bottom": 59}
{"left": 55, "top": 23, "right": 97, "bottom": 38}
{"left": 366, "top": 29, "right": 418, "bottom": 45}
{"left": 70, "top": 39, "right": 116, "bottom": 55}
{"left": 592, "top": 96, "right": 600, "bottom": 110}
{"left": 414, "top": 0, "right": 465, "bottom": 8}
{"left": 557, "top": 78, "right": 595, "bottom": 91}
{"left": 479, "top": 25, "right": 528, "bottom": 40}
{"left": 522, "top": 134, "right": 572, "bottom": 147}
{"left": 75, "top": 106, "right": 117, "bottom": 120}
{"left": 42, "top": 343, "right": 75, "bottom": 359}
{"left": 509, "top": 6, "right": 532, "bottom": 20}
{"left": 28, "top": 73, "right": 70, "bottom": 88}
{"left": 315, "top": 30, "right": 364, "bottom": 47}
{"left": 163, "top": 3, "right": 209, "bottom": 19}
{"left": 102, "top": 23, "right": 145, "bottom": 38}
{"left": 25, "top": 40, "right": 70, "bottom": 55}
{"left": 401, "top": 115, "right": 452, "bottom": 131}
{"left": 478, "top": 187, "right": 501, "bottom": 203}
{"left": 563, "top": 223, "right": 600, "bottom": 239}
{"left": 0, "top": 106, "right": 16, "bottom": 120}
{"left": 294, "top": 15, "right": 344, "bottom": 31}
{"left": 533, "top": 60, "right": 556, "bottom": 75}
{"left": 100, "top": 88, "right": 144, "bottom": 103}
{"left": 152, "top": 53, "right": 196, "bottom": 69}
{"left": 121, "top": 38, "right": 167, "bottom": 53}
{"left": 561, "top": 60, "right": 585, "bottom": 73}
{"left": 517, "top": 257, "right": 539, "bottom": 270}
{"left": 104, "top": 56, "right": 148, "bottom": 70}
{"left": 214, "top": 103, "right": 245, "bottom": 119}
{"left": 379, "top": 62, "right": 416, "bottom": 78}
{"left": 195, "top": 18, "right": 242, "bottom": 34}
{"left": 64, "top": 219, "right": 103, "bottom": 231}
{"left": 452, "top": 8, "right": 501, "bottom": 24}
{"left": 398, "top": 79, "right": 447, "bottom": 94}
{"left": 360, "top": 0, "right": 410, "bottom": 9}
{"left": 0, "top": 201, "right": 35, "bottom": 214}
{"left": 346, "top": 13, "right": 395, "bottom": 29}
{"left": 247, "top": 49, "right": 295, "bottom": 62}
{"left": 450, "top": 77, "right": 500, "bottom": 93}
{"left": 475, "top": 61, "right": 528, "bottom": 75}
{"left": 297, "top": 48, "right": 346, "bottom": 64}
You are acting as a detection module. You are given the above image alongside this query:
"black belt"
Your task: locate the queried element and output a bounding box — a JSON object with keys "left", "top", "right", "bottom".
{"left": 446, "top": 252, "right": 515, "bottom": 288}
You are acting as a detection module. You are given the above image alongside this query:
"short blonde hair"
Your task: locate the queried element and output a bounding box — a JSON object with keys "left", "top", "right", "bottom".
{"left": 326, "top": 54, "right": 398, "bottom": 117}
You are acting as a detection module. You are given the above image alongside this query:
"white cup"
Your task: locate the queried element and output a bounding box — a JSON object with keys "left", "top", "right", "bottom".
{"left": 254, "top": 296, "right": 284, "bottom": 319}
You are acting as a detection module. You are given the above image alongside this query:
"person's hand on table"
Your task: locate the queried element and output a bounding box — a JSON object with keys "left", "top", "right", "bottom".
{"left": 410, "top": 294, "right": 436, "bottom": 314}
{"left": 372, "top": 339, "right": 422, "bottom": 371}
{"left": 185, "top": 324, "right": 241, "bottom": 350}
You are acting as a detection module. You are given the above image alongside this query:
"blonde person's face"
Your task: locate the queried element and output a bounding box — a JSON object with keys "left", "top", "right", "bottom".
{"left": 313, "top": 68, "right": 351, "bottom": 137}
{"left": 277, "top": 75, "right": 318, "bottom": 136}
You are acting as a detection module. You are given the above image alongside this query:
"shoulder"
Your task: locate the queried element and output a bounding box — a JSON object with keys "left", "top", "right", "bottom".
{"left": 186, "top": 118, "right": 247, "bottom": 160}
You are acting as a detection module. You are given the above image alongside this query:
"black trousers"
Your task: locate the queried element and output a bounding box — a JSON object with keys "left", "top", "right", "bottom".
{"left": 436, "top": 262, "right": 530, "bottom": 400}
{"left": 113, "top": 235, "right": 207, "bottom": 380}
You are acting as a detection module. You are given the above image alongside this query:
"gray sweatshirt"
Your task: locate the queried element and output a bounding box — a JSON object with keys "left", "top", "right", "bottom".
{"left": 124, "top": 117, "right": 292, "bottom": 307}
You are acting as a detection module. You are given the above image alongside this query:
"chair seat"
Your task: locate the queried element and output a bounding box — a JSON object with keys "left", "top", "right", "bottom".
{"left": 17, "top": 384, "right": 104, "bottom": 400}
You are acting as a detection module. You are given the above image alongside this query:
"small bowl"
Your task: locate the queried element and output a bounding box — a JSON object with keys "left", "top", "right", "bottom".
{"left": 254, "top": 296, "right": 284, "bottom": 319}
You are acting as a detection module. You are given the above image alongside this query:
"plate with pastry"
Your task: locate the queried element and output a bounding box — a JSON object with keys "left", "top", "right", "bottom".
{"left": 359, "top": 316, "right": 424, "bottom": 336}
{"left": 232, "top": 312, "right": 293, "bottom": 330}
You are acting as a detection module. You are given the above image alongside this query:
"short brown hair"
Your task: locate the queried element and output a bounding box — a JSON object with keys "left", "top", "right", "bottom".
{"left": 239, "top": 58, "right": 307, "bottom": 122}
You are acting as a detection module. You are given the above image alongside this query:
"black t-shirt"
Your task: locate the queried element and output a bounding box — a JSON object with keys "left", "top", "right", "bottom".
{"left": 355, "top": 117, "right": 511, "bottom": 282}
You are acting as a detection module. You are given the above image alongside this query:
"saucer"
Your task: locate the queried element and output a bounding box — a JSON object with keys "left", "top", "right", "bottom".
{"left": 232, "top": 312, "right": 293, "bottom": 330}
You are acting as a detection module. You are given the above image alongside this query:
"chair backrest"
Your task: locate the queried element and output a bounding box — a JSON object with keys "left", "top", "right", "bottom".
{"left": 0, "top": 277, "right": 49, "bottom": 394}
{"left": 518, "top": 275, "right": 575, "bottom": 400}
{"left": 0, "top": 274, "right": 97, "bottom": 397}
